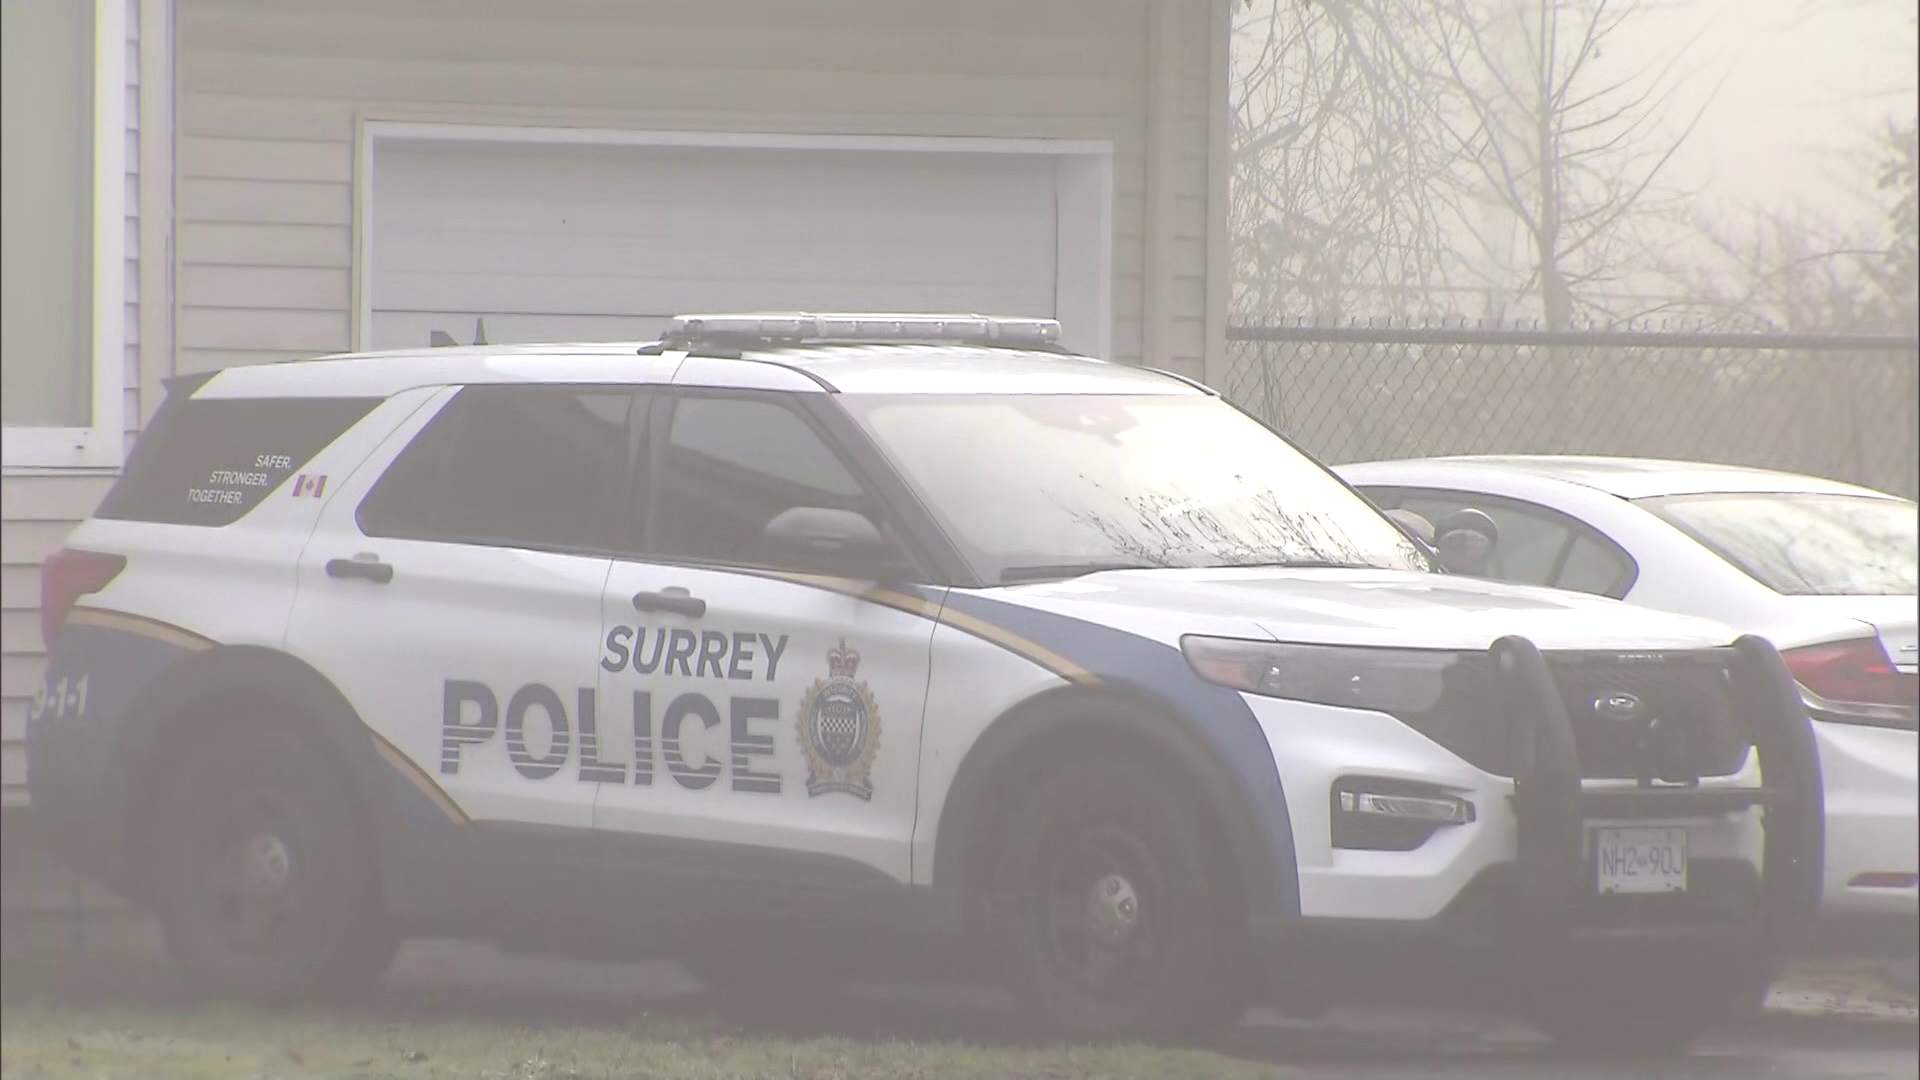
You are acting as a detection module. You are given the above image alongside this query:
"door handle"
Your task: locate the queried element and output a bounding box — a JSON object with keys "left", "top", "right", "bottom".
{"left": 631, "top": 587, "right": 706, "bottom": 618}
{"left": 326, "top": 555, "right": 394, "bottom": 584}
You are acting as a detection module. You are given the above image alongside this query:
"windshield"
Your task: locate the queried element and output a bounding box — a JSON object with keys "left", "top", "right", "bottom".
{"left": 1640, "top": 492, "right": 1918, "bottom": 596}
{"left": 841, "top": 393, "right": 1430, "bottom": 582}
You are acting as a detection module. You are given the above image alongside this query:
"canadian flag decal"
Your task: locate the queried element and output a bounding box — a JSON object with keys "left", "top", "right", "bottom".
{"left": 291, "top": 473, "right": 328, "bottom": 499}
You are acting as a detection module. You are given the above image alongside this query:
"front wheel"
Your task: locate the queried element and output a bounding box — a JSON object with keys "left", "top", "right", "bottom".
{"left": 146, "top": 716, "right": 393, "bottom": 1004}
{"left": 987, "top": 753, "right": 1251, "bottom": 1043}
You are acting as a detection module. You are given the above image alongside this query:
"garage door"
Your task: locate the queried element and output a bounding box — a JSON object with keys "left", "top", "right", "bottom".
{"left": 367, "top": 140, "right": 1061, "bottom": 350}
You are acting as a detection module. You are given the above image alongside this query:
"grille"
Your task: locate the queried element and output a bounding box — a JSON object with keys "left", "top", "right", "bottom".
{"left": 1389, "top": 650, "right": 1750, "bottom": 780}
{"left": 1545, "top": 652, "right": 1750, "bottom": 781}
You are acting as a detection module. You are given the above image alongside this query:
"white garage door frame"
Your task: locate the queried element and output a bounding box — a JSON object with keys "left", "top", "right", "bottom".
{"left": 350, "top": 122, "right": 1114, "bottom": 359}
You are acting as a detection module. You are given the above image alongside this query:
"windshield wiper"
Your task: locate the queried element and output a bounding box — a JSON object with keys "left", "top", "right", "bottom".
{"left": 998, "top": 560, "right": 1162, "bottom": 584}
{"left": 1221, "top": 559, "right": 1381, "bottom": 571}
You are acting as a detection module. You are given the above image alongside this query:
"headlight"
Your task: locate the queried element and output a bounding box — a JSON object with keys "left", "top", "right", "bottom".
{"left": 1179, "top": 636, "right": 1467, "bottom": 713}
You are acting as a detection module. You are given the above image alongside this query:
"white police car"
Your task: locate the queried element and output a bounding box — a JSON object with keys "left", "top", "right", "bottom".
{"left": 27, "top": 313, "right": 1822, "bottom": 1052}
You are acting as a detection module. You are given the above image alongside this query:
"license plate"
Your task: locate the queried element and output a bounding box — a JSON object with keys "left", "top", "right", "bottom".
{"left": 1594, "top": 827, "right": 1688, "bottom": 894}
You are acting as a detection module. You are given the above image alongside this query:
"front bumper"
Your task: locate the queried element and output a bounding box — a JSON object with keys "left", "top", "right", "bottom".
{"left": 1245, "top": 634, "right": 1823, "bottom": 993}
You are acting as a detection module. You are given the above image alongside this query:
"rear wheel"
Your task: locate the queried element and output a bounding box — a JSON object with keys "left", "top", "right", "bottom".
{"left": 987, "top": 753, "right": 1250, "bottom": 1043}
{"left": 147, "top": 715, "right": 394, "bottom": 1004}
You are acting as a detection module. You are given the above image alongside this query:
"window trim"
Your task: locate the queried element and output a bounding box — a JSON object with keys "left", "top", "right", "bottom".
{"left": 1364, "top": 485, "right": 1642, "bottom": 599}
{"left": 1, "top": 0, "right": 128, "bottom": 472}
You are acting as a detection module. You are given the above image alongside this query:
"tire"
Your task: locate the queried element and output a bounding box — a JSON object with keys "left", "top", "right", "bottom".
{"left": 146, "top": 715, "right": 394, "bottom": 1004}
{"left": 986, "top": 753, "right": 1251, "bottom": 1043}
{"left": 1526, "top": 957, "right": 1768, "bottom": 1057}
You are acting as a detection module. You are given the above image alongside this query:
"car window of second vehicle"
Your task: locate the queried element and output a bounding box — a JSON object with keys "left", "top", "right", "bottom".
{"left": 1379, "top": 489, "right": 1633, "bottom": 596}
{"left": 1640, "top": 491, "right": 1919, "bottom": 596}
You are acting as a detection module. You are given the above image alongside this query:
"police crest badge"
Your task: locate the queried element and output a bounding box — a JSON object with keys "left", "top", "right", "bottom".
{"left": 796, "top": 639, "right": 882, "bottom": 800}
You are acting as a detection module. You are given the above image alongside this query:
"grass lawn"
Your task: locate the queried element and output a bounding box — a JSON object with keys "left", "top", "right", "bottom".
{"left": 0, "top": 1004, "right": 1291, "bottom": 1080}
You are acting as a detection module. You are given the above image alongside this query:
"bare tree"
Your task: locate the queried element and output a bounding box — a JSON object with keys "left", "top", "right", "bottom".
{"left": 1230, "top": 0, "right": 1461, "bottom": 323}
{"left": 1232, "top": 0, "right": 1726, "bottom": 328}
{"left": 1657, "top": 206, "right": 1908, "bottom": 332}
{"left": 1645, "top": 113, "right": 1918, "bottom": 333}
{"left": 1407, "top": 0, "right": 1725, "bottom": 328}
{"left": 1880, "top": 115, "right": 1919, "bottom": 331}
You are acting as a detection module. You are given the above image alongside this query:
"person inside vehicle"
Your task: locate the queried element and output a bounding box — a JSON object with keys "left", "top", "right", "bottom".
{"left": 1434, "top": 508, "right": 1499, "bottom": 577}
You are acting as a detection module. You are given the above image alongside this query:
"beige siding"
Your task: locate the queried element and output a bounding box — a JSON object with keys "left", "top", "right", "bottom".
{"left": 1, "top": 0, "right": 144, "bottom": 808}
{"left": 174, "top": 0, "right": 1217, "bottom": 374}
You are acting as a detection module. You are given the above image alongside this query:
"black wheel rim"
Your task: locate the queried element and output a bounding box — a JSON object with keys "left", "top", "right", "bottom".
{"left": 1037, "top": 825, "right": 1166, "bottom": 1001}
{"left": 178, "top": 781, "right": 314, "bottom": 958}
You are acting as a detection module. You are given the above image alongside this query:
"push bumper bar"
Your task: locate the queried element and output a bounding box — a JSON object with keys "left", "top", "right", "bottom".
{"left": 1495, "top": 632, "right": 1825, "bottom": 960}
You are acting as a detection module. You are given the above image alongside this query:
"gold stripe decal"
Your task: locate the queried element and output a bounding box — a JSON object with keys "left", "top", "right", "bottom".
{"left": 63, "top": 608, "right": 216, "bottom": 652}
{"left": 740, "top": 569, "right": 1095, "bottom": 684}
{"left": 369, "top": 730, "right": 470, "bottom": 825}
{"left": 62, "top": 608, "right": 467, "bottom": 825}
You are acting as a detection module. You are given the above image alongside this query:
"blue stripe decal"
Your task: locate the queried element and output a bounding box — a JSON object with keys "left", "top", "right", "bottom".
{"left": 937, "top": 590, "right": 1301, "bottom": 916}
{"left": 30, "top": 621, "right": 468, "bottom": 840}
{"left": 26, "top": 621, "right": 195, "bottom": 814}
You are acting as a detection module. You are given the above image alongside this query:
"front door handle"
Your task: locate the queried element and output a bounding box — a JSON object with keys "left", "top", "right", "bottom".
{"left": 326, "top": 555, "right": 394, "bottom": 584}
{"left": 631, "top": 587, "right": 706, "bottom": 618}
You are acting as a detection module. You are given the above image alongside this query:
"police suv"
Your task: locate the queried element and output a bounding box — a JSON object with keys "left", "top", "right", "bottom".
{"left": 27, "top": 314, "right": 1822, "bottom": 1051}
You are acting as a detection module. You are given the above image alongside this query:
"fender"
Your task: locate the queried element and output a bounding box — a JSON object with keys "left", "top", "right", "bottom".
{"left": 117, "top": 643, "right": 455, "bottom": 913}
{"left": 931, "top": 683, "right": 1288, "bottom": 938}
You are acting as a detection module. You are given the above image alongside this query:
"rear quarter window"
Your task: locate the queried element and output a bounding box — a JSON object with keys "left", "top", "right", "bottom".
{"left": 94, "top": 394, "right": 382, "bottom": 526}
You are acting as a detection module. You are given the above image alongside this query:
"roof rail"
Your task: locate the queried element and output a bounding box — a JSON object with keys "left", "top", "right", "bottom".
{"left": 654, "top": 312, "right": 1065, "bottom": 352}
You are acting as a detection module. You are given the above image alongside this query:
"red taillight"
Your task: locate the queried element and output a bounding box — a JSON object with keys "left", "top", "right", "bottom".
{"left": 40, "top": 548, "right": 127, "bottom": 646}
{"left": 1782, "top": 636, "right": 1918, "bottom": 711}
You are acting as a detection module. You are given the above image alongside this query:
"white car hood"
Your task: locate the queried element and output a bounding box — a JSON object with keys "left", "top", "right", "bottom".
{"left": 1001, "top": 567, "right": 1740, "bottom": 653}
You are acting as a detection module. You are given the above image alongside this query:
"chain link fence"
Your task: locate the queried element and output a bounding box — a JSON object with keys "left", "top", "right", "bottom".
{"left": 1224, "top": 323, "right": 1920, "bottom": 498}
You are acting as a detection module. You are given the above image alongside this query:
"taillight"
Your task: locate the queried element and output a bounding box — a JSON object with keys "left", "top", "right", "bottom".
{"left": 40, "top": 548, "right": 127, "bottom": 646}
{"left": 1782, "top": 636, "right": 1919, "bottom": 712}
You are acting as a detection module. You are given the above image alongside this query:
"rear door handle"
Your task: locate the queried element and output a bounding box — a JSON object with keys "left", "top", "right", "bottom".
{"left": 326, "top": 556, "right": 394, "bottom": 584}
{"left": 631, "top": 587, "right": 705, "bottom": 618}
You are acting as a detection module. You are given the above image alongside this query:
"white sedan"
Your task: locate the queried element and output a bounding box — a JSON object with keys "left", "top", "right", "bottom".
{"left": 1336, "top": 455, "right": 1918, "bottom": 943}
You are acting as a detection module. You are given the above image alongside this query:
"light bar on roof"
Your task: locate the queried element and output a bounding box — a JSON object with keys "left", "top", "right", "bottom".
{"left": 664, "top": 312, "right": 1063, "bottom": 347}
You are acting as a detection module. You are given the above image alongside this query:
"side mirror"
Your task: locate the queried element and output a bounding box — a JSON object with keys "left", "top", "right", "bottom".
{"left": 761, "top": 506, "right": 903, "bottom": 579}
{"left": 1433, "top": 508, "right": 1500, "bottom": 576}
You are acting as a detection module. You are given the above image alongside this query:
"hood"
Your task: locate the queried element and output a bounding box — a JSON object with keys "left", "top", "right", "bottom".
{"left": 999, "top": 567, "right": 1739, "bottom": 653}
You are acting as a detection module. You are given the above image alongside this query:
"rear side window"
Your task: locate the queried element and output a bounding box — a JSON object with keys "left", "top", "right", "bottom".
{"left": 356, "top": 385, "right": 643, "bottom": 553}
{"left": 95, "top": 394, "right": 381, "bottom": 527}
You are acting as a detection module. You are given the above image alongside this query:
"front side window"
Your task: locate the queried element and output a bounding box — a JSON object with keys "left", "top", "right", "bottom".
{"left": 1, "top": 0, "right": 98, "bottom": 431}
{"left": 840, "top": 393, "right": 1428, "bottom": 583}
{"left": 1640, "top": 492, "right": 1919, "bottom": 596}
{"left": 359, "top": 386, "right": 642, "bottom": 552}
{"left": 647, "top": 394, "right": 902, "bottom": 572}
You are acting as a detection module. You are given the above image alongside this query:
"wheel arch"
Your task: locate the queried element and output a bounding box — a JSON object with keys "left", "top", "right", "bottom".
{"left": 929, "top": 683, "right": 1285, "bottom": 939}
{"left": 118, "top": 644, "right": 402, "bottom": 901}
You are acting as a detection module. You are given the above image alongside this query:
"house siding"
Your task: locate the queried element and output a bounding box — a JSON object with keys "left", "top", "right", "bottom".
{"left": 0, "top": 0, "right": 144, "bottom": 809}
{"left": 172, "top": 0, "right": 1216, "bottom": 374}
